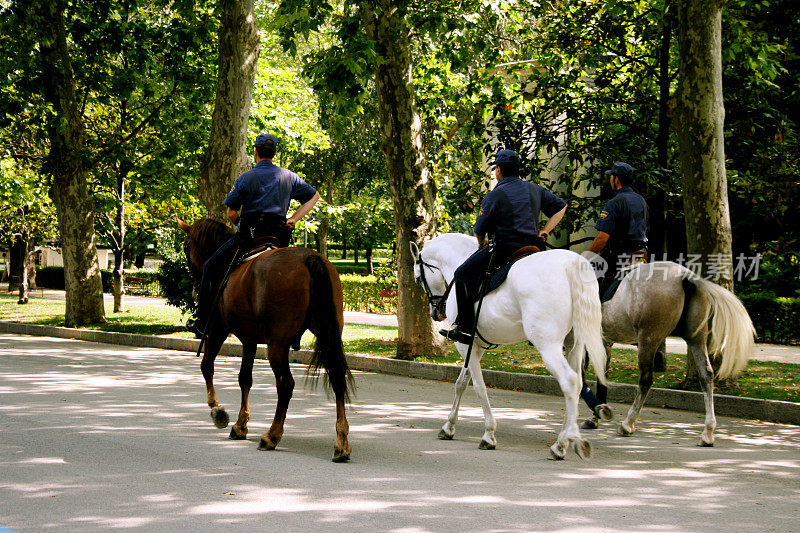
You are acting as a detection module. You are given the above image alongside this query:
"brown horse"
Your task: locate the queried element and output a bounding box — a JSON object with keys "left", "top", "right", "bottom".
{"left": 176, "top": 217, "right": 353, "bottom": 462}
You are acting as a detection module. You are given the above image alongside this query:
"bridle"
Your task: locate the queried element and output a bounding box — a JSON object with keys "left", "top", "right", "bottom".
{"left": 415, "top": 254, "right": 454, "bottom": 321}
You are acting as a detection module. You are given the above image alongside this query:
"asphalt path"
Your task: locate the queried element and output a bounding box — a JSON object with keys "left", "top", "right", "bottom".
{"left": 1, "top": 333, "right": 799, "bottom": 532}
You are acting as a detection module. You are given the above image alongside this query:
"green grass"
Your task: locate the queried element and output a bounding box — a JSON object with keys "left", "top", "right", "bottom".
{"left": 3, "top": 293, "right": 798, "bottom": 403}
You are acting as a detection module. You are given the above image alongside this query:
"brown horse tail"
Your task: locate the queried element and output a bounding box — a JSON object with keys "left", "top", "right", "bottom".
{"left": 305, "top": 253, "right": 353, "bottom": 402}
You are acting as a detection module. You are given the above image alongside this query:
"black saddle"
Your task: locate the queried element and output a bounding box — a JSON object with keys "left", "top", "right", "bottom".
{"left": 481, "top": 245, "right": 541, "bottom": 297}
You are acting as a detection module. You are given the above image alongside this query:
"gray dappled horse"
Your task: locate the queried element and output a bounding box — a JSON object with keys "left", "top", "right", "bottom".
{"left": 580, "top": 261, "right": 755, "bottom": 446}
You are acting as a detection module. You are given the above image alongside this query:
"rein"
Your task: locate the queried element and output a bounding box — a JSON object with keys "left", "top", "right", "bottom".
{"left": 415, "top": 255, "right": 453, "bottom": 319}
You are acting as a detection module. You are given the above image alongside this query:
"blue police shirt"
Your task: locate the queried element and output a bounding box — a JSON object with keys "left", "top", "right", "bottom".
{"left": 225, "top": 160, "right": 317, "bottom": 218}
{"left": 474, "top": 176, "right": 567, "bottom": 248}
{"left": 595, "top": 186, "right": 649, "bottom": 250}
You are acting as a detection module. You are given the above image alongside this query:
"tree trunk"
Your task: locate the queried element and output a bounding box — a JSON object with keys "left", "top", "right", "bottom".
{"left": 112, "top": 169, "right": 126, "bottom": 313}
{"left": 8, "top": 235, "right": 22, "bottom": 292}
{"left": 341, "top": 237, "right": 347, "bottom": 259}
{"left": 362, "top": 2, "right": 446, "bottom": 359}
{"left": 17, "top": 231, "right": 30, "bottom": 304}
{"left": 198, "top": 0, "right": 260, "bottom": 221}
{"left": 365, "top": 244, "right": 374, "bottom": 275}
{"left": 651, "top": 1, "right": 673, "bottom": 260}
{"left": 40, "top": 3, "right": 105, "bottom": 327}
{"left": 675, "top": 0, "right": 735, "bottom": 388}
{"left": 675, "top": 0, "right": 733, "bottom": 288}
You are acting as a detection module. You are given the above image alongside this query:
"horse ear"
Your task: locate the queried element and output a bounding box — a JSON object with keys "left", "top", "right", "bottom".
{"left": 175, "top": 217, "right": 191, "bottom": 234}
{"left": 409, "top": 241, "right": 420, "bottom": 261}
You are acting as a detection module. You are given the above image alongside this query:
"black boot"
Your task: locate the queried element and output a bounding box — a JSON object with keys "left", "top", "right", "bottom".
{"left": 439, "top": 282, "right": 475, "bottom": 344}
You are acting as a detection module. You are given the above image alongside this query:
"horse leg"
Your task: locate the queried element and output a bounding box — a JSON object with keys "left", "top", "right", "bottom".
{"left": 201, "top": 331, "right": 230, "bottom": 429}
{"left": 258, "top": 343, "right": 294, "bottom": 451}
{"left": 464, "top": 346, "right": 496, "bottom": 449}
{"left": 229, "top": 343, "right": 256, "bottom": 440}
{"left": 618, "top": 336, "right": 661, "bottom": 436}
{"left": 689, "top": 337, "right": 716, "bottom": 446}
{"left": 579, "top": 342, "right": 613, "bottom": 429}
{"left": 439, "top": 363, "right": 471, "bottom": 440}
{"left": 332, "top": 384, "right": 351, "bottom": 463}
{"left": 539, "top": 342, "right": 588, "bottom": 460}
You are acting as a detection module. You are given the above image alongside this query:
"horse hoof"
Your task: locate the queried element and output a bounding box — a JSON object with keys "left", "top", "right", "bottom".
{"left": 548, "top": 448, "right": 565, "bottom": 461}
{"left": 479, "top": 439, "right": 496, "bottom": 450}
{"left": 210, "top": 407, "right": 229, "bottom": 429}
{"left": 572, "top": 439, "right": 592, "bottom": 460}
{"left": 438, "top": 429, "right": 454, "bottom": 440}
{"left": 581, "top": 417, "right": 599, "bottom": 430}
{"left": 258, "top": 438, "right": 277, "bottom": 451}
{"left": 229, "top": 427, "right": 247, "bottom": 440}
{"left": 332, "top": 448, "right": 351, "bottom": 462}
{"left": 617, "top": 424, "right": 634, "bottom": 437}
{"left": 595, "top": 404, "right": 614, "bottom": 421}
{"left": 698, "top": 439, "right": 714, "bottom": 447}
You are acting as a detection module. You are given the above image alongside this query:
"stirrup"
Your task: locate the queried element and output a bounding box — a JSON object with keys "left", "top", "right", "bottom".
{"left": 439, "top": 327, "right": 474, "bottom": 345}
{"left": 186, "top": 316, "right": 205, "bottom": 338}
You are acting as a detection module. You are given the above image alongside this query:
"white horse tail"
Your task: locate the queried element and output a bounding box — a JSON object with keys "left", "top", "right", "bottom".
{"left": 689, "top": 277, "right": 755, "bottom": 379}
{"left": 567, "top": 258, "right": 608, "bottom": 385}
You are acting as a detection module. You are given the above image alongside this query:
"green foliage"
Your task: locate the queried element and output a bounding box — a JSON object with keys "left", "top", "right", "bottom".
{"left": 153, "top": 225, "right": 195, "bottom": 314}
{"left": 740, "top": 294, "right": 800, "bottom": 345}
{"left": 340, "top": 273, "right": 397, "bottom": 314}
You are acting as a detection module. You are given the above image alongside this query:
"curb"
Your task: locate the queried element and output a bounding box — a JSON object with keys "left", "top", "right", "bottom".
{"left": 2, "top": 321, "right": 799, "bottom": 426}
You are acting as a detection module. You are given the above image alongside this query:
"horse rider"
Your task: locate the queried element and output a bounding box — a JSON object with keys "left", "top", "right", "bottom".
{"left": 583, "top": 161, "right": 649, "bottom": 301}
{"left": 191, "top": 133, "right": 320, "bottom": 335}
{"left": 440, "top": 149, "right": 568, "bottom": 344}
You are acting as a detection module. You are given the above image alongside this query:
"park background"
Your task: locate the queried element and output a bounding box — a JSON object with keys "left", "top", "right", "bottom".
{"left": 1, "top": 0, "right": 798, "bottom": 359}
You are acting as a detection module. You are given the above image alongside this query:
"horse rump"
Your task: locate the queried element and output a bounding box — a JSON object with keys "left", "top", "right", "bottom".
{"left": 304, "top": 253, "right": 353, "bottom": 401}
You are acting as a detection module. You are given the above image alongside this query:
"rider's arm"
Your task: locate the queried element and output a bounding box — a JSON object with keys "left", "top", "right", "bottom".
{"left": 587, "top": 231, "right": 611, "bottom": 254}
{"left": 227, "top": 207, "right": 240, "bottom": 226}
{"left": 287, "top": 191, "right": 320, "bottom": 226}
{"left": 539, "top": 205, "right": 567, "bottom": 239}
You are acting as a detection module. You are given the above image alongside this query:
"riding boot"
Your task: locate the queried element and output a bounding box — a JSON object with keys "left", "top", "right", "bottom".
{"left": 189, "top": 278, "right": 213, "bottom": 337}
{"left": 439, "top": 282, "right": 475, "bottom": 344}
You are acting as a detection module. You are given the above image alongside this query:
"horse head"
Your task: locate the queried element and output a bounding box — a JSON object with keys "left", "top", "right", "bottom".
{"left": 175, "top": 217, "right": 233, "bottom": 284}
{"left": 410, "top": 240, "right": 451, "bottom": 322}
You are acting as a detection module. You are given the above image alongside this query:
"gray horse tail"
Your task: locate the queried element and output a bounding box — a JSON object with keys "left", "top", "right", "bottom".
{"left": 567, "top": 257, "right": 608, "bottom": 385}
{"left": 687, "top": 276, "right": 755, "bottom": 379}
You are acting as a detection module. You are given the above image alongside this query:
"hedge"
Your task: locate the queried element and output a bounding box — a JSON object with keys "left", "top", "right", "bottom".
{"left": 340, "top": 274, "right": 397, "bottom": 314}
{"left": 740, "top": 294, "right": 800, "bottom": 345}
{"left": 35, "top": 267, "right": 161, "bottom": 297}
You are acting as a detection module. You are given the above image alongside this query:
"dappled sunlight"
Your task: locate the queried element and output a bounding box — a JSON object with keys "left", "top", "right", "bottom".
{"left": 2, "top": 332, "right": 799, "bottom": 531}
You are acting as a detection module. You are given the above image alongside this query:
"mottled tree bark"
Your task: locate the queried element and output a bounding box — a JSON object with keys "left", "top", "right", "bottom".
{"left": 362, "top": 2, "right": 446, "bottom": 359}
{"left": 675, "top": 0, "right": 733, "bottom": 289}
{"left": 675, "top": 0, "right": 736, "bottom": 387}
{"left": 40, "top": 3, "right": 105, "bottom": 327}
{"left": 199, "top": 0, "right": 260, "bottom": 221}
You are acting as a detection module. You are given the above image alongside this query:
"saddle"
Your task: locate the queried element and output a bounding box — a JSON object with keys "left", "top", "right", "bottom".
{"left": 600, "top": 248, "right": 648, "bottom": 303}
{"left": 481, "top": 245, "right": 541, "bottom": 297}
{"left": 238, "top": 235, "right": 282, "bottom": 263}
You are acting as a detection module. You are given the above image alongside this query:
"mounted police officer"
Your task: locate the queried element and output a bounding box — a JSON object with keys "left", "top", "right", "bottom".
{"left": 440, "top": 149, "right": 568, "bottom": 344}
{"left": 192, "top": 133, "right": 320, "bottom": 335}
{"left": 584, "top": 161, "right": 649, "bottom": 301}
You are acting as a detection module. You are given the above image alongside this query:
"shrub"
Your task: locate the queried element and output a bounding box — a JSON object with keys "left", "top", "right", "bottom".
{"left": 36, "top": 267, "right": 162, "bottom": 296}
{"left": 740, "top": 294, "right": 800, "bottom": 345}
{"left": 340, "top": 274, "right": 397, "bottom": 314}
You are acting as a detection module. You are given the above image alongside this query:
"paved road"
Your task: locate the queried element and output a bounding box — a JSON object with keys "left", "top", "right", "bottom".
{"left": 1, "top": 333, "right": 799, "bottom": 532}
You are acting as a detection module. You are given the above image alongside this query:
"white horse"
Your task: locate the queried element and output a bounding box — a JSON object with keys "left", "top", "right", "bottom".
{"left": 411, "top": 233, "right": 609, "bottom": 460}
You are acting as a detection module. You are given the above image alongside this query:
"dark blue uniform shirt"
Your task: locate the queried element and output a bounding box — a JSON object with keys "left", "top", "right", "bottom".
{"left": 474, "top": 176, "right": 567, "bottom": 249}
{"left": 225, "top": 160, "right": 317, "bottom": 218}
{"left": 595, "top": 186, "right": 649, "bottom": 251}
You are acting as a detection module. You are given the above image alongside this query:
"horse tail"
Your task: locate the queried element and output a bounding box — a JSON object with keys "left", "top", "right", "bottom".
{"left": 305, "top": 253, "right": 353, "bottom": 402}
{"left": 567, "top": 257, "right": 608, "bottom": 386}
{"left": 687, "top": 276, "right": 754, "bottom": 379}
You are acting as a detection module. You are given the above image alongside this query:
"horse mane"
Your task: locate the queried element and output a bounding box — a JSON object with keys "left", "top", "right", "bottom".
{"left": 187, "top": 218, "right": 235, "bottom": 268}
